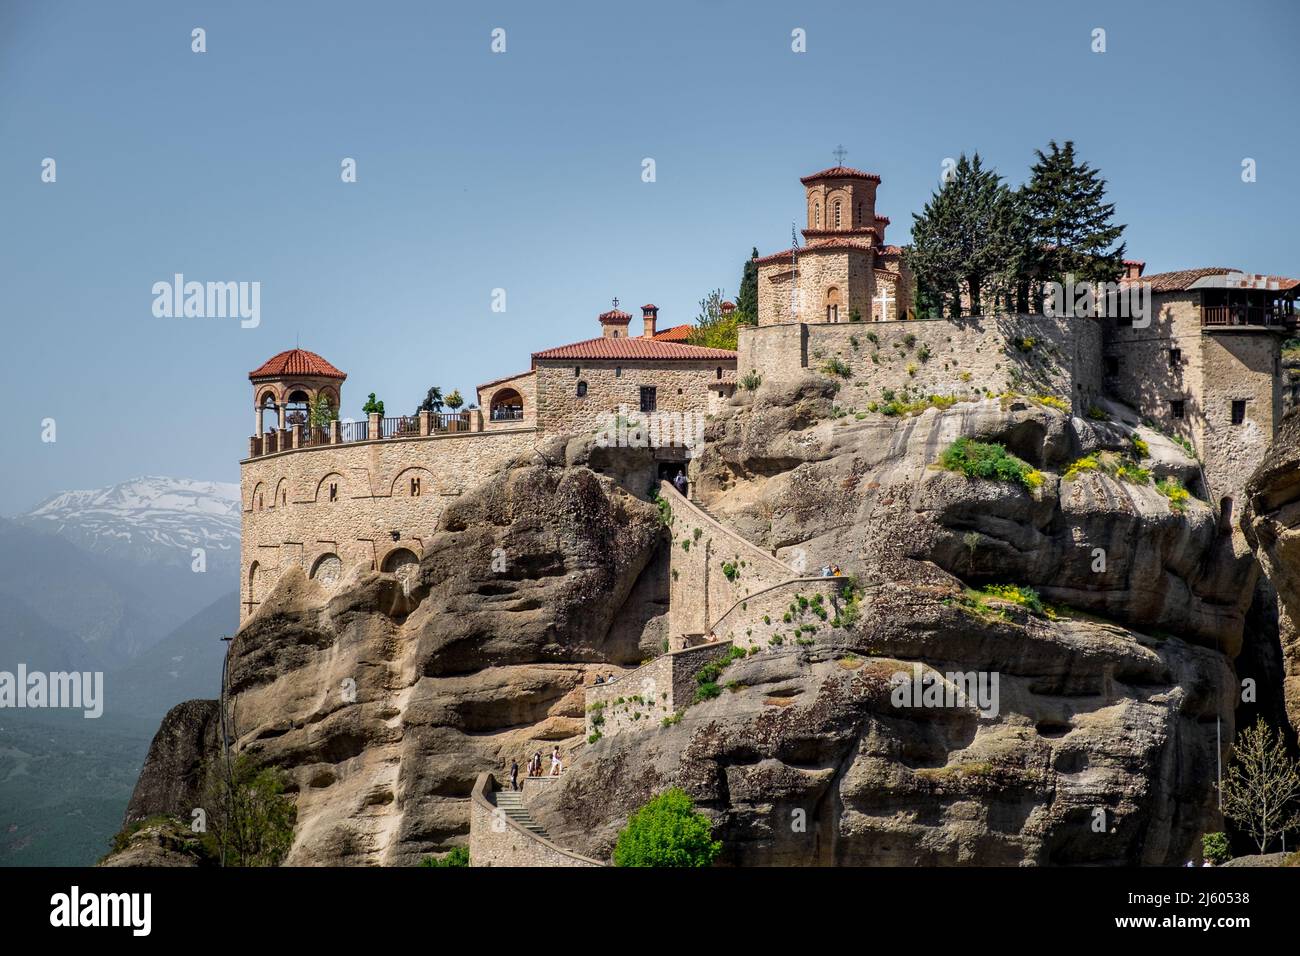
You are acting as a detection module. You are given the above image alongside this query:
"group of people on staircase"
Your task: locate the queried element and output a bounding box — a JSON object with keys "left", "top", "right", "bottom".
{"left": 508, "top": 747, "right": 564, "bottom": 790}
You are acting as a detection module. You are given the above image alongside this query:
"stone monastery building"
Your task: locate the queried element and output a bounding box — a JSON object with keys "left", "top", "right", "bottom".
{"left": 241, "top": 304, "right": 736, "bottom": 619}
{"left": 240, "top": 164, "right": 1298, "bottom": 623}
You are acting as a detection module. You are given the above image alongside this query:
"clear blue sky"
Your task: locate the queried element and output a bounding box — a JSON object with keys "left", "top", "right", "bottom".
{"left": 2, "top": 0, "right": 1296, "bottom": 513}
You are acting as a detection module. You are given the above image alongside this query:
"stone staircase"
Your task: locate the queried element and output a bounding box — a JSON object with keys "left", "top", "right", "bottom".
{"left": 493, "top": 786, "right": 550, "bottom": 839}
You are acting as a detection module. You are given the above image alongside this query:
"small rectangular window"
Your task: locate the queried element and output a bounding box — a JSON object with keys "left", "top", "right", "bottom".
{"left": 615, "top": 367, "right": 622, "bottom": 377}
{"left": 574, "top": 366, "right": 581, "bottom": 377}
{"left": 640, "top": 386, "right": 657, "bottom": 413}
{"left": 1170, "top": 400, "right": 1185, "bottom": 420}
{"left": 1231, "top": 400, "right": 1246, "bottom": 425}
{"left": 411, "top": 477, "right": 421, "bottom": 496}
{"left": 1104, "top": 356, "right": 1120, "bottom": 376}
{"left": 329, "top": 482, "right": 338, "bottom": 502}
{"left": 1169, "top": 348, "right": 1181, "bottom": 367}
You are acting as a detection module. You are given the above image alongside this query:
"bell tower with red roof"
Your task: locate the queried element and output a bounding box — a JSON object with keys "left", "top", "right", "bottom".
{"left": 248, "top": 348, "right": 346, "bottom": 441}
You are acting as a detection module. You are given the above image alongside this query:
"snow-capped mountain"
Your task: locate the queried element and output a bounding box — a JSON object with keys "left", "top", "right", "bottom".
{"left": 19, "top": 476, "right": 241, "bottom": 570}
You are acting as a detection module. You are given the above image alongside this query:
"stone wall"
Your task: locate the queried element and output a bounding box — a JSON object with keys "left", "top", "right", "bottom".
{"left": 709, "top": 577, "right": 846, "bottom": 652}
{"left": 758, "top": 247, "right": 875, "bottom": 326}
{"left": 476, "top": 370, "right": 537, "bottom": 431}
{"left": 1101, "top": 292, "right": 1283, "bottom": 503}
{"left": 468, "top": 773, "right": 601, "bottom": 867}
{"left": 739, "top": 313, "right": 1103, "bottom": 413}
{"left": 534, "top": 358, "right": 734, "bottom": 440}
{"left": 584, "top": 641, "right": 733, "bottom": 740}
{"left": 239, "top": 428, "right": 538, "bottom": 619}
{"left": 1200, "top": 330, "right": 1283, "bottom": 504}
{"left": 661, "top": 482, "right": 794, "bottom": 642}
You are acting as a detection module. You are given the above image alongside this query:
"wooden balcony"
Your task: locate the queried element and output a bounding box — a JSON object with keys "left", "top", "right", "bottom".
{"left": 1202, "top": 304, "right": 1296, "bottom": 331}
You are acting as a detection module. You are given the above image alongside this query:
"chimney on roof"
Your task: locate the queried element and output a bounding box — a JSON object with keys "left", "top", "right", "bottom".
{"left": 642, "top": 304, "right": 658, "bottom": 338}
{"left": 1124, "top": 260, "right": 1146, "bottom": 280}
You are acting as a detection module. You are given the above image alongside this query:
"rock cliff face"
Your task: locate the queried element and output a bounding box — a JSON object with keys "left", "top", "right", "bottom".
{"left": 154, "top": 454, "right": 665, "bottom": 865}
{"left": 113, "top": 383, "right": 1263, "bottom": 866}
{"left": 1244, "top": 409, "right": 1300, "bottom": 734}
{"left": 527, "top": 382, "right": 1247, "bottom": 865}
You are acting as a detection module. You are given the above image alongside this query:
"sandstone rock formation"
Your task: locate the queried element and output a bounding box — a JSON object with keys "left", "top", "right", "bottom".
{"left": 1243, "top": 409, "right": 1300, "bottom": 734}
{"left": 112, "top": 380, "right": 1263, "bottom": 867}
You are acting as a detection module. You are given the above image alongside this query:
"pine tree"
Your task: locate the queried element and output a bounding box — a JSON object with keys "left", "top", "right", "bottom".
{"left": 735, "top": 248, "right": 759, "bottom": 325}
{"left": 1021, "top": 140, "right": 1126, "bottom": 291}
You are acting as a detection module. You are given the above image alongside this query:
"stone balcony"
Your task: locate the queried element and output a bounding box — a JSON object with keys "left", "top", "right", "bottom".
{"left": 247, "top": 409, "right": 484, "bottom": 458}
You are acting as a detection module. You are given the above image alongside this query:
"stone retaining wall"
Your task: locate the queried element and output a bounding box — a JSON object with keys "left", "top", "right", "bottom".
{"left": 661, "top": 482, "right": 795, "bottom": 642}
{"left": 584, "top": 642, "right": 733, "bottom": 740}
{"left": 468, "top": 773, "right": 602, "bottom": 867}
{"left": 738, "top": 314, "right": 1103, "bottom": 413}
{"left": 709, "top": 577, "right": 846, "bottom": 652}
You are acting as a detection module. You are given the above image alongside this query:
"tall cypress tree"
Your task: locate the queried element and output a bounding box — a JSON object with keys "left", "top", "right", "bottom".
{"left": 905, "top": 153, "right": 1012, "bottom": 316}
{"left": 1021, "top": 140, "right": 1126, "bottom": 289}
{"left": 735, "top": 247, "right": 759, "bottom": 326}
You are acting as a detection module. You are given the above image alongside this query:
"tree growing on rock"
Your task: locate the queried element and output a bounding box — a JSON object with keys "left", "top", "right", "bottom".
{"left": 1221, "top": 718, "right": 1300, "bottom": 854}
{"left": 201, "top": 755, "right": 297, "bottom": 867}
{"left": 613, "top": 787, "right": 722, "bottom": 867}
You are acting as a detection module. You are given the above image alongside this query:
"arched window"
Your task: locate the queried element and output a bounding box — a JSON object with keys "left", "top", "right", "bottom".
{"left": 489, "top": 387, "right": 524, "bottom": 422}
{"left": 716, "top": 367, "right": 723, "bottom": 379}
{"left": 825, "top": 287, "right": 842, "bottom": 323}
{"left": 576, "top": 380, "right": 588, "bottom": 397}
{"left": 833, "top": 201, "right": 842, "bottom": 228}
{"left": 310, "top": 553, "right": 342, "bottom": 587}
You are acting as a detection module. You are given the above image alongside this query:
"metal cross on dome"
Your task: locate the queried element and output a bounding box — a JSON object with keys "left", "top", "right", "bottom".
{"left": 832, "top": 145, "right": 848, "bottom": 166}
{"left": 612, "top": 297, "right": 619, "bottom": 309}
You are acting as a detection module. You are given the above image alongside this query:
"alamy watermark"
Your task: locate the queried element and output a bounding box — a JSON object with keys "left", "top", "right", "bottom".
{"left": 0, "top": 665, "right": 103, "bottom": 718}
{"left": 890, "top": 662, "right": 1000, "bottom": 718}
{"left": 152, "top": 273, "right": 260, "bottom": 328}
{"left": 1043, "top": 275, "right": 1151, "bottom": 328}
{"left": 594, "top": 404, "right": 705, "bottom": 456}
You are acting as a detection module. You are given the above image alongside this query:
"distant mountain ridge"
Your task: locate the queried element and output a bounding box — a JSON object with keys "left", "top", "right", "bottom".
{"left": 20, "top": 476, "right": 240, "bottom": 571}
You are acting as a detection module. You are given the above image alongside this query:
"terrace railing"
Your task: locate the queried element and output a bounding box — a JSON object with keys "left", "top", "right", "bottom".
{"left": 1202, "top": 304, "right": 1296, "bottom": 330}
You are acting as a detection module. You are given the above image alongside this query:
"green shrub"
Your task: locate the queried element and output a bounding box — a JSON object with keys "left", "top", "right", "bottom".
{"left": 981, "top": 583, "right": 1049, "bottom": 617}
{"left": 1156, "top": 476, "right": 1191, "bottom": 512}
{"left": 822, "top": 356, "right": 852, "bottom": 379}
{"left": 1201, "top": 832, "right": 1231, "bottom": 866}
{"left": 740, "top": 370, "right": 762, "bottom": 391}
{"left": 1086, "top": 405, "right": 1108, "bottom": 421}
{"left": 613, "top": 788, "right": 722, "bottom": 867}
{"left": 420, "top": 846, "right": 470, "bottom": 867}
{"left": 1130, "top": 434, "right": 1150, "bottom": 458}
{"left": 939, "top": 438, "right": 1043, "bottom": 492}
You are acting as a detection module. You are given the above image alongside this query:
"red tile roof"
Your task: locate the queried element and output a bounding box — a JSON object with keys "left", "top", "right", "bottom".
{"left": 249, "top": 348, "right": 346, "bottom": 380}
{"left": 800, "top": 166, "right": 881, "bottom": 185}
{"left": 652, "top": 324, "right": 694, "bottom": 342}
{"left": 755, "top": 237, "right": 878, "bottom": 265}
{"left": 1120, "top": 267, "right": 1300, "bottom": 293}
{"left": 598, "top": 308, "right": 632, "bottom": 324}
{"left": 533, "top": 337, "right": 735, "bottom": 361}
{"left": 477, "top": 369, "right": 535, "bottom": 391}
{"left": 1121, "top": 267, "right": 1235, "bottom": 293}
